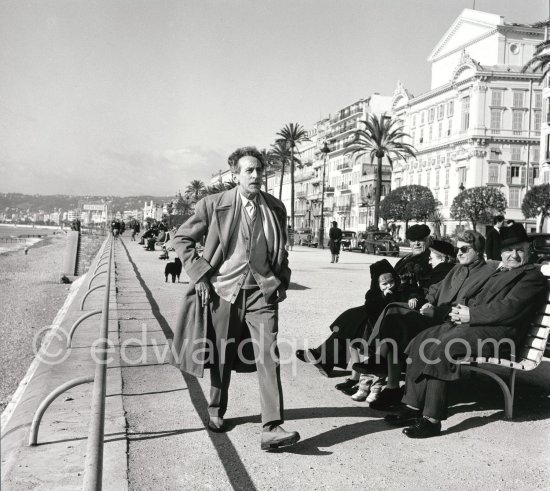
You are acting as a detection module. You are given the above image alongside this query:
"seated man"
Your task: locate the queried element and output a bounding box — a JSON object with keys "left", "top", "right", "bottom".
{"left": 387, "top": 223, "right": 548, "bottom": 438}
{"left": 354, "top": 231, "right": 493, "bottom": 410}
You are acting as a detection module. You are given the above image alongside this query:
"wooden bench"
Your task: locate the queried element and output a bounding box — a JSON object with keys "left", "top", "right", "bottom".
{"left": 457, "top": 264, "right": 550, "bottom": 419}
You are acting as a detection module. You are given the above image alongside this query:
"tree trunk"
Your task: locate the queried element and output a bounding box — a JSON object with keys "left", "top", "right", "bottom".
{"left": 279, "top": 161, "right": 286, "bottom": 201}
{"left": 373, "top": 156, "right": 383, "bottom": 230}
{"left": 290, "top": 148, "right": 295, "bottom": 231}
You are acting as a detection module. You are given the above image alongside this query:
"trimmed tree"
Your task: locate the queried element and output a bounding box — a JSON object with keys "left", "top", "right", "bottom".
{"left": 522, "top": 183, "right": 550, "bottom": 232}
{"left": 379, "top": 185, "right": 437, "bottom": 233}
{"left": 345, "top": 113, "right": 416, "bottom": 230}
{"left": 450, "top": 186, "right": 507, "bottom": 231}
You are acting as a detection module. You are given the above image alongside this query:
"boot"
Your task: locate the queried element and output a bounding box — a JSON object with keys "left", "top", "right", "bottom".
{"left": 335, "top": 255, "right": 339, "bottom": 263}
{"left": 330, "top": 255, "right": 335, "bottom": 263}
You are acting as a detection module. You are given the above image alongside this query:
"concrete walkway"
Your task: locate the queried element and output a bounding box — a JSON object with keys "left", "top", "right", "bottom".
{"left": 3, "top": 236, "right": 550, "bottom": 490}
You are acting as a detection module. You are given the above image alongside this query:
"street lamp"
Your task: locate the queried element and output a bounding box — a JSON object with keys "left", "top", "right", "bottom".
{"left": 459, "top": 182, "right": 465, "bottom": 192}
{"left": 319, "top": 141, "right": 331, "bottom": 249}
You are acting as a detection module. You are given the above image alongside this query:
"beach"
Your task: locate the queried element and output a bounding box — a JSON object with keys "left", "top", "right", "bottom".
{"left": 0, "top": 233, "right": 69, "bottom": 413}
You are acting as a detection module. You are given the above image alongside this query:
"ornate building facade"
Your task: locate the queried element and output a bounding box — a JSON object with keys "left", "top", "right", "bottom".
{"left": 391, "top": 9, "right": 544, "bottom": 236}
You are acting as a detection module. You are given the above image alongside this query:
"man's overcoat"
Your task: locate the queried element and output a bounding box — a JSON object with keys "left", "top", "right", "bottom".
{"left": 168, "top": 187, "right": 290, "bottom": 377}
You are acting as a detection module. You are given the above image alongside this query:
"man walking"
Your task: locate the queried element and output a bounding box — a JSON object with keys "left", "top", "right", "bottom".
{"left": 169, "top": 147, "right": 300, "bottom": 451}
{"left": 328, "top": 221, "right": 343, "bottom": 263}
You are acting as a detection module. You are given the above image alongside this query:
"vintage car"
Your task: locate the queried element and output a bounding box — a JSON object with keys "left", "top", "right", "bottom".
{"left": 340, "top": 230, "right": 363, "bottom": 251}
{"left": 295, "top": 229, "right": 318, "bottom": 247}
{"left": 528, "top": 233, "right": 550, "bottom": 265}
{"left": 359, "top": 231, "right": 400, "bottom": 256}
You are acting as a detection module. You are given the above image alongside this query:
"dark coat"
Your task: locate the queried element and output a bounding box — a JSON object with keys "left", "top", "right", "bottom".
{"left": 407, "top": 262, "right": 455, "bottom": 306}
{"left": 393, "top": 249, "right": 432, "bottom": 300}
{"left": 485, "top": 227, "right": 502, "bottom": 261}
{"left": 168, "top": 187, "right": 290, "bottom": 377}
{"left": 328, "top": 227, "right": 343, "bottom": 254}
{"left": 405, "top": 263, "right": 548, "bottom": 382}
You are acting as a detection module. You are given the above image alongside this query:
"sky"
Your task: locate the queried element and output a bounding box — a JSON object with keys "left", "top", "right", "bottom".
{"left": 0, "top": 0, "right": 547, "bottom": 196}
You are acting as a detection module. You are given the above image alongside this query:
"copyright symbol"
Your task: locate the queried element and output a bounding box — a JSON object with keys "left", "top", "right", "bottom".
{"left": 33, "top": 325, "right": 71, "bottom": 366}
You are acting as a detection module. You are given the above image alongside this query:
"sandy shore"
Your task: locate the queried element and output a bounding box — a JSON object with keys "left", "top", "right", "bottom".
{"left": 0, "top": 234, "right": 69, "bottom": 413}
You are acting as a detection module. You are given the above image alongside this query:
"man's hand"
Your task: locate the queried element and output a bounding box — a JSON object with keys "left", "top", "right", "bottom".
{"left": 408, "top": 298, "right": 418, "bottom": 309}
{"left": 450, "top": 304, "right": 470, "bottom": 324}
{"left": 195, "top": 278, "right": 211, "bottom": 307}
{"left": 275, "top": 288, "right": 287, "bottom": 303}
{"left": 419, "top": 302, "right": 434, "bottom": 317}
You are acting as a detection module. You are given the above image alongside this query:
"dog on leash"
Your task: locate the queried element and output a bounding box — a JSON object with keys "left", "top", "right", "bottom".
{"left": 164, "top": 257, "right": 182, "bottom": 283}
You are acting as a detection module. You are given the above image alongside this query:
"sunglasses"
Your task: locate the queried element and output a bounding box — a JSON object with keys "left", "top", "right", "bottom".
{"left": 457, "top": 245, "right": 473, "bottom": 253}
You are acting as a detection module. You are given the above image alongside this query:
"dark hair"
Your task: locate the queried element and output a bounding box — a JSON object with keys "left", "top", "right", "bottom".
{"left": 331, "top": 221, "right": 337, "bottom": 226}
{"left": 456, "top": 229, "right": 485, "bottom": 253}
{"left": 493, "top": 215, "right": 505, "bottom": 225}
{"left": 227, "top": 147, "right": 266, "bottom": 172}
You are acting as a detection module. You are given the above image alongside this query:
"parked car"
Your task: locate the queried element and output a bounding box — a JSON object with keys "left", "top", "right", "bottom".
{"left": 528, "top": 233, "right": 550, "bottom": 265}
{"left": 359, "top": 231, "right": 400, "bottom": 256}
{"left": 340, "top": 230, "right": 362, "bottom": 251}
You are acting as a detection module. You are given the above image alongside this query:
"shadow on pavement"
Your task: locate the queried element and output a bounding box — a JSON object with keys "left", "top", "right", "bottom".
{"left": 287, "top": 282, "right": 310, "bottom": 290}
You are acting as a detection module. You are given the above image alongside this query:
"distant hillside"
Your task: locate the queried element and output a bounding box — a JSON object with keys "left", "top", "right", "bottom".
{"left": 0, "top": 193, "right": 174, "bottom": 214}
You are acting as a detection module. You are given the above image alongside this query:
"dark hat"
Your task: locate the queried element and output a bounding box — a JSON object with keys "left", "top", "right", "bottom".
{"left": 370, "top": 259, "right": 396, "bottom": 280}
{"left": 406, "top": 224, "right": 431, "bottom": 241}
{"left": 430, "top": 239, "right": 455, "bottom": 258}
{"left": 500, "top": 223, "right": 530, "bottom": 248}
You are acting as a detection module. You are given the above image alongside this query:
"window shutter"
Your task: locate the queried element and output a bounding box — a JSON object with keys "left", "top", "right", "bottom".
{"left": 506, "top": 166, "right": 511, "bottom": 184}
{"left": 528, "top": 168, "right": 534, "bottom": 186}
{"left": 521, "top": 167, "right": 526, "bottom": 186}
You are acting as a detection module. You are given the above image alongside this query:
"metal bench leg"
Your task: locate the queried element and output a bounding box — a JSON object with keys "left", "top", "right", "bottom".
{"left": 465, "top": 365, "right": 515, "bottom": 420}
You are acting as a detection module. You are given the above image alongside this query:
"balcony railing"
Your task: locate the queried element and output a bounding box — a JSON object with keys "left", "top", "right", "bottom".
{"left": 336, "top": 205, "right": 351, "bottom": 213}
{"left": 337, "top": 184, "right": 349, "bottom": 191}
{"left": 337, "top": 162, "right": 352, "bottom": 171}
{"left": 325, "top": 186, "right": 335, "bottom": 194}
{"left": 296, "top": 191, "right": 307, "bottom": 199}
{"left": 295, "top": 170, "right": 315, "bottom": 182}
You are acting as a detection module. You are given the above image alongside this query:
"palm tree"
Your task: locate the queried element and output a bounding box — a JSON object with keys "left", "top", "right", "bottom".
{"left": 345, "top": 113, "right": 416, "bottom": 230}
{"left": 276, "top": 123, "right": 309, "bottom": 231}
{"left": 186, "top": 180, "right": 206, "bottom": 203}
{"left": 270, "top": 141, "right": 291, "bottom": 200}
{"left": 259, "top": 148, "right": 274, "bottom": 192}
{"left": 522, "top": 19, "right": 550, "bottom": 78}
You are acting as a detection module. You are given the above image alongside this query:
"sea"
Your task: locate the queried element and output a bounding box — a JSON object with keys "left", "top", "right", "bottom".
{"left": 0, "top": 224, "right": 63, "bottom": 254}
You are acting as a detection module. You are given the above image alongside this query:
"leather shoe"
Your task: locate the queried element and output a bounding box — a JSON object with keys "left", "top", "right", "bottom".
{"left": 351, "top": 357, "right": 388, "bottom": 377}
{"left": 207, "top": 417, "right": 225, "bottom": 433}
{"left": 369, "top": 386, "right": 404, "bottom": 410}
{"left": 335, "top": 378, "right": 359, "bottom": 391}
{"left": 261, "top": 425, "right": 300, "bottom": 451}
{"left": 384, "top": 407, "right": 421, "bottom": 427}
{"left": 403, "top": 418, "right": 441, "bottom": 438}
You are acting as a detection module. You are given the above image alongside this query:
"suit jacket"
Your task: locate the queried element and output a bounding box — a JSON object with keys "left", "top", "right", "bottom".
{"left": 168, "top": 187, "right": 290, "bottom": 377}
{"left": 485, "top": 227, "right": 501, "bottom": 261}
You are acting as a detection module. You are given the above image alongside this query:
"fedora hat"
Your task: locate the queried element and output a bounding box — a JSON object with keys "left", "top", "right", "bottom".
{"left": 500, "top": 223, "right": 530, "bottom": 248}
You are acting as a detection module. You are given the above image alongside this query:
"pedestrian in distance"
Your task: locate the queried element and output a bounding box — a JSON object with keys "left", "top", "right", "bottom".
{"left": 485, "top": 214, "right": 504, "bottom": 260}
{"left": 328, "top": 221, "right": 343, "bottom": 263}
{"left": 169, "top": 146, "right": 300, "bottom": 451}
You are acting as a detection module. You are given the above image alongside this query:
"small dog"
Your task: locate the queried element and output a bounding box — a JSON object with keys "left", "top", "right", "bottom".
{"left": 164, "top": 257, "right": 182, "bottom": 283}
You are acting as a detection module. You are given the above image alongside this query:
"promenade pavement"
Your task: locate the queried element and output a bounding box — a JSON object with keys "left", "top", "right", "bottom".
{"left": 3, "top": 236, "right": 550, "bottom": 490}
